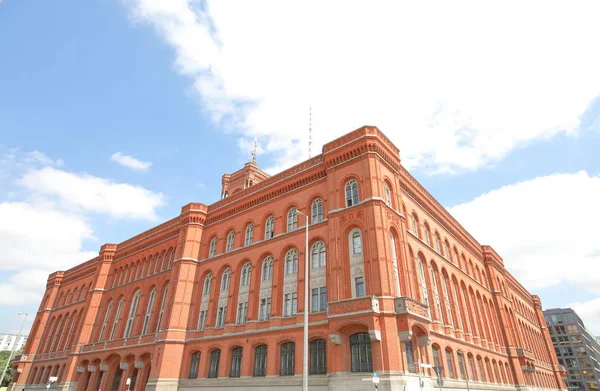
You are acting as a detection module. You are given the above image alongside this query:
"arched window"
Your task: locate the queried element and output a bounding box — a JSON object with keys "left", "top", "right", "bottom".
{"left": 124, "top": 290, "right": 142, "bottom": 338}
{"left": 109, "top": 298, "right": 124, "bottom": 340}
{"left": 208, "top": 237, "right": 217, "bottom": 258}
{"left": 350, "top": 333, "right": 372, "bottom": 372}
{"left": 441, "top": 275, "right": 454, "bottom": 327}
{"left": 311, "top": 198, "right": 323, "bottom": 224}
{"left": 264, "top": 215, "right": 275, "bottom": 239}
{"left": 245, "top": 224, "right": 254, "bottom": 246}
{"left": 285, "top": 249, "right": 298, "bottom": 275}
{"left": 221, "top": 268, "right": 231, "bottom": 292}
{"left": 352, "top": 231, "right": 362, "bottom": 254}
{"left": 203, "top": 273, "right": 213, "bottom": 296}
{"left": 345, "top": 179, "right": 359, "bottom": 207}
{"left": 432, "top": 345, "right": 442, "bottom": 376}
{"left": 434, "top": 232, "right": 442, "bottom": 253}
{"left": 98, "top": 300, "right": 112, "bottom": 342}
{"left": 430, "top": 266, "right": 443, "bottom": 321}
{"left": 411, "top": 213, "right": 419, "bottom": 236}
{"left": 311, "top": 241, "right": 326, "bottom": 269}
{"left": 142, "top": 287, "right": 157, "bottom": 335}
{"left": 444, "top": 240, "right": 452, "bottom": 262}
{"left": 230, "top": 347, "right": 243, "bottom": 378}
{"left": 287, "top": 207, "right": 298, "bottom": 232}
{"left": 208, "top": 349, "right": 221, "bottom": 378}
{"left": 310, "top": 339, "right": 326, "bottom": 375}
{"left": 446, "top": 349, "right": 455, "bottom": 378}
{"left": 189, "top": 352, "right": 200, "bottom": 379}
{"left": 254, "top": 345, "right": 267, "bottom": 376}
{"left": 262, "top": 257, "right": 273, "bottom": 281}
{"left": 423, "top": 223, "right": 431, "bottom": 246}
{"left": 280, "top": 342, "right": 295, "bottom": 376}
{"left": 240, "top": 262, "right": 252, "bottom": 286}
{"left": 384, "top": 182, "right": 392, "bottom": 206}
{"left": 156, "top": 284, "right": 169, "bottom": 332}
{"left": 417, "top": 259, "right": 429, "bottom": 307}
{"left": 226, "top": 231, "right": 235, "bottom": 252}
{"left": 389, "top": 232, "right": 401, "bottom": 297}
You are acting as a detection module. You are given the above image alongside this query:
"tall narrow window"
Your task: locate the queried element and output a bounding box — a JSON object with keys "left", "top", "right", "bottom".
{"left": 98, "top": 301, "right": 113, "bottom": 342}
{"left": 352, "top": 231, "right": 362, "bottom": 254}
{"left": 311, "top": 287, "right": 327, "bottom": 312}
{"left": 457, "top": 352, "right": 467, "bottom": 380}
{"left": 109, "top": 298, "right": 124, "bottom": 340}
{"left": 240, "top": 263, "right": 252, "bottom": 286}
{"left": 311, "top": 198, "right": 323, "bottom": 224}
{"left": 230, "top": 347, "right": 243, "bottom": 378}
{"left": 355, "top": 277, "right": 365, "bottom": 298}
{"left": 424, "top": 224, "right": 431, "bottom": 246}
{"left": 477, "top": 357, "right": 485, "bottom": 382}
{"left": 417, "top": 259, "right": 429, "bottom": 307}
{"left": 280, "top": 342, "right": 295, "bottom": 376}
{"left": 156, "top": 284, "right": 169, "bottom": 332}
{"left": 259, "top": 298, "right": 271, "bottom": 321}
{"left": 244, "top": 224, "right": 254, "bottom": 246}
{"left": 384, "top": 182, "right": 392, "bottom": 206}
{"left": 226, "top": 231, "right": 235, "bottom": 252}
{"left": 434, "top": 233, "right": 441, "bottom": 253}
{"left": 189, "top": 352, "right": 200, "bottom": 379}
{"left": 221, "top": 268, "right": 231, "bottom": 292}
{"left": 430, "top": 267, "right": 443, "bottom": 321}
{"left": 209, "top": 350, "right": 221, "bottom": 378}
{"left": 141, "top": 288, "right": 157, "bottom": 335}
{"left": 124, "top": 290, "right": 141, "bottom": 338}
{"left": 254, "top": 345, "right": 267, "bottom": 376}
{"left": 285, "top": 249, "right": 298, "bottom": 275}
{"left": 284, "top": 293, "right": 298, "bottom": 316}
{"left": 237, "top": 302, "right": 248, "bottom": 324}
{"left": 444, "top": 240, "right": 451, "bottom": 261}
{"left": 432, "top": 346, "right": 442, "bottom": 376}
{"left": 411, "top": 214, "right": 419, "bottom": 236}
{"left": 264, "top": 216, "right": 275, "bottom": 239}
{"left": 441, "top": 275, "right": 454, "bottom": 327}
{"left": 216, "top": 306, "right": 227, "bottom": 328}
{"left": 389, "top": 232, "right": 401, "bottom": 297}
{"left": 287, "top": 207, "right": 298, "bottom": 232}
{"left": 197, "top": 310, "right": 207, "bottom": 330}
{"left": 350, "top": 333, "right": 372, "bottom": 372}
{"left": 208, "top": 237, "right": 217, "bottom": 258}
{"left": 310, "top": 339, "right": 326, "bottom": 375}
{"left": 262, "top": 257, "right": 273, "bottom": 281}
{"left": 446, "top": 350, "right": 455, "bottom": 378}
{"left": 345, "top": 179, "right": 359, "bottom": 207}
{"left": 311, "top": 241, "right": 326, "bottom": 268}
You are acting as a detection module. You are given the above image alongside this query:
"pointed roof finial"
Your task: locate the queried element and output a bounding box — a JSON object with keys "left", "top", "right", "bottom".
{"left": 251, "top": 136, "right": 257, "bottom": 164}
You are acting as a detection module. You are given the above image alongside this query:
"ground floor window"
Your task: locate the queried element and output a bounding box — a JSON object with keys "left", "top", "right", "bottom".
{"left": 280, "top": 342, "right": 295, "bottom": 376}
{"left": 350, "top": 333, "right": 372, "bottom": 372}
{"left": 254, "top": 345, "right": 267, "bottom": 376}
{"left": 310, "top": 339, "right": 326, "bottom": 374}
{"left": 209, "top": 349, "right": 221, "bottom": 378}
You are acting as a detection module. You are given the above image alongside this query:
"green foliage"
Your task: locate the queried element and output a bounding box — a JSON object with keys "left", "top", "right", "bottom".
{"left": 0, "top": 350, "right": 21, "bottom": 387}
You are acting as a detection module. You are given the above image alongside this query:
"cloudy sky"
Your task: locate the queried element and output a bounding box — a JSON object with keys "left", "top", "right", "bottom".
{"left": 1, "top": 0, "right": 600, "bottom": 335}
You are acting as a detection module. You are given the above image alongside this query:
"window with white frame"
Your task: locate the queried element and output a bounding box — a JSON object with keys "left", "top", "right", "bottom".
{"left": 236, "top": 302, "right": 248, "bottom": 324}
{"left": 156, "top": 284, "right": 169, "bottom": 332}
{"left": 216, "top": 306, "right": 227, "bottom": 328}
{"left": 285, "top": 249, "right": 298, "bottom": 275}
{"left": 424, "top": 224, "right": 431, "bottom": 246}
{"left": 355, "top": 277, "right": 365, "bottom": 297}
{"left": 417, "top": 259, "right": 429, "bottom": 307}
{"left": 430, "top": 266, "right": 443, "bottom": 321}
{"left": 287, "top": 208, "right": 298, "bottom": 232}
{"left": 411, "top": 214, "right": 419, "bottom": 236}
{"left": 203, "top": 273, "right": 213, "bottom": 296}
{"left": 141, "top": 288, "right": 157, "bottom": 335}
{"left": 444, "top": 240, "right": 451, "bottom": 261}
{"left": 262, "top": 257, "right": 273, "bottom": 281}
{"left": 264, "top": 216, "right": 275, "bottom": 239}
{"left": 226, "top": 231, "right": 235, "bottom": 252}
{"left": 109, "top": 298, "right": 124, "bottom": 340}
{"left": 259, "top": 297, "right": 271, "bottom": 321}
{"left": 245, "top": 224, "right": 254, "bottom": 246}
{"left": 197, "top": 310, "right": 207, "bottom": 330}
{"left": 240, "top": 262, "right": 252, "bottom": 287}
{"left": 311, "top": 241, "right": 326, "bottom": 269}
{"left": 283, "top": 292, "right": 297, "bottom": 316}
{"left": 98, "top": 301, "right": 113, "bottom": 342}
{"left": 441, "top": 274, "right": 454, "bottom": 327}
{"left": 434, "top": 233, "right": 441, "bottom": 253}
{"left": 123, "top": 290, "right": 141, "bottom": 338}
{"left": 352, "top": 231, "right": 362, "bottom": 254}
{"left": 311, "top": 198, "right": 323, "bottom": 224}
{"left": 208, "top": 237, "right": 217, "bottom": 258}
{"left": 384, "top": 182, "right": 392, "bottom": 206}
{"left": 221, "top": 268, "right": 231, "bottom": 292}
{"left": 345, "top": 179, "right": 359, "bottom": 207}
{"left": 311, "top": 287, "right": 327, "bottom": 312}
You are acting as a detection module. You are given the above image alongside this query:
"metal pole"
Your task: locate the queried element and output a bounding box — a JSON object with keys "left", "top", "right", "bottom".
{"left": 303, "top": 212, "right": 309, "bottom": 391}
{"left": 1, "top": 312, "right": 28, "bottom": 386}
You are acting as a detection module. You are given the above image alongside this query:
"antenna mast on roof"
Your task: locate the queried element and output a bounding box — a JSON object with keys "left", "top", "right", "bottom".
{"left": 309, "top": 107, "right": 312, "bottom": 158}
{"left": 251, "top": 136, "right": 257, "bottom": 164}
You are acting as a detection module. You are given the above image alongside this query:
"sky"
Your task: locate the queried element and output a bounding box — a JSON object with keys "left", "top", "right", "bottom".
{"left": 1, "top": 0, "right": 600, "bottom": 336}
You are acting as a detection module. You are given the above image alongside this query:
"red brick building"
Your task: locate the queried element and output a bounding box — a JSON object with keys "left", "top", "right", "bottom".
{"left": 13, "top": 126, "right": 566, "bottom": 391}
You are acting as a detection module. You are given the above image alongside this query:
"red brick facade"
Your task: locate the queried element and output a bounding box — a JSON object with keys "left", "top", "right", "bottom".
{"left": 13, "top": 126, "right": 566, "bottom": 391}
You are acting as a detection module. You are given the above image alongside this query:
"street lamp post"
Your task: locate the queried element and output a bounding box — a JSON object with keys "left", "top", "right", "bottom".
{"left": 1, "top": 312, "right": 28, "bottom": 387}
{"left": 296, "top": 210, "right": 310, "bottom": 391}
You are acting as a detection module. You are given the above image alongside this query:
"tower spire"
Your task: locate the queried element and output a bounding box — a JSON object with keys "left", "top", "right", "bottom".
{"left": 251, "top": 136, "right": 257, "bottom": 164}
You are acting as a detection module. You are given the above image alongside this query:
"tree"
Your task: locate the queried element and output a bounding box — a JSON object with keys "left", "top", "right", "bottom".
{"left": 0, "top": 349, "right": 22, "bottom": 387}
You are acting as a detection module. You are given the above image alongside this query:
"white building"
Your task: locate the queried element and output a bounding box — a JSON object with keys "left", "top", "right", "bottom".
{"left": 0, "top": 333, "right": 27, "bottom": 352}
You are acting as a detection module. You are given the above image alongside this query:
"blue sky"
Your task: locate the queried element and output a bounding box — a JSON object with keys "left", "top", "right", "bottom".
{"left": 1, "top": 0, "right": 600, "bottom": 335}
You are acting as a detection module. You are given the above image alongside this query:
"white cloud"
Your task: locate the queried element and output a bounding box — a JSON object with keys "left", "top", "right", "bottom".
{"left": 19, "top": 167, "right": 165, "bottom": 220}
{"left": 111, "top": 152, "right": 152, "bottom": 171}
{"left": 449, "top": 171, "right": 600, "bottom": 292}
{"left": 123, "top": 0, "right": 600, "bottom": 174}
